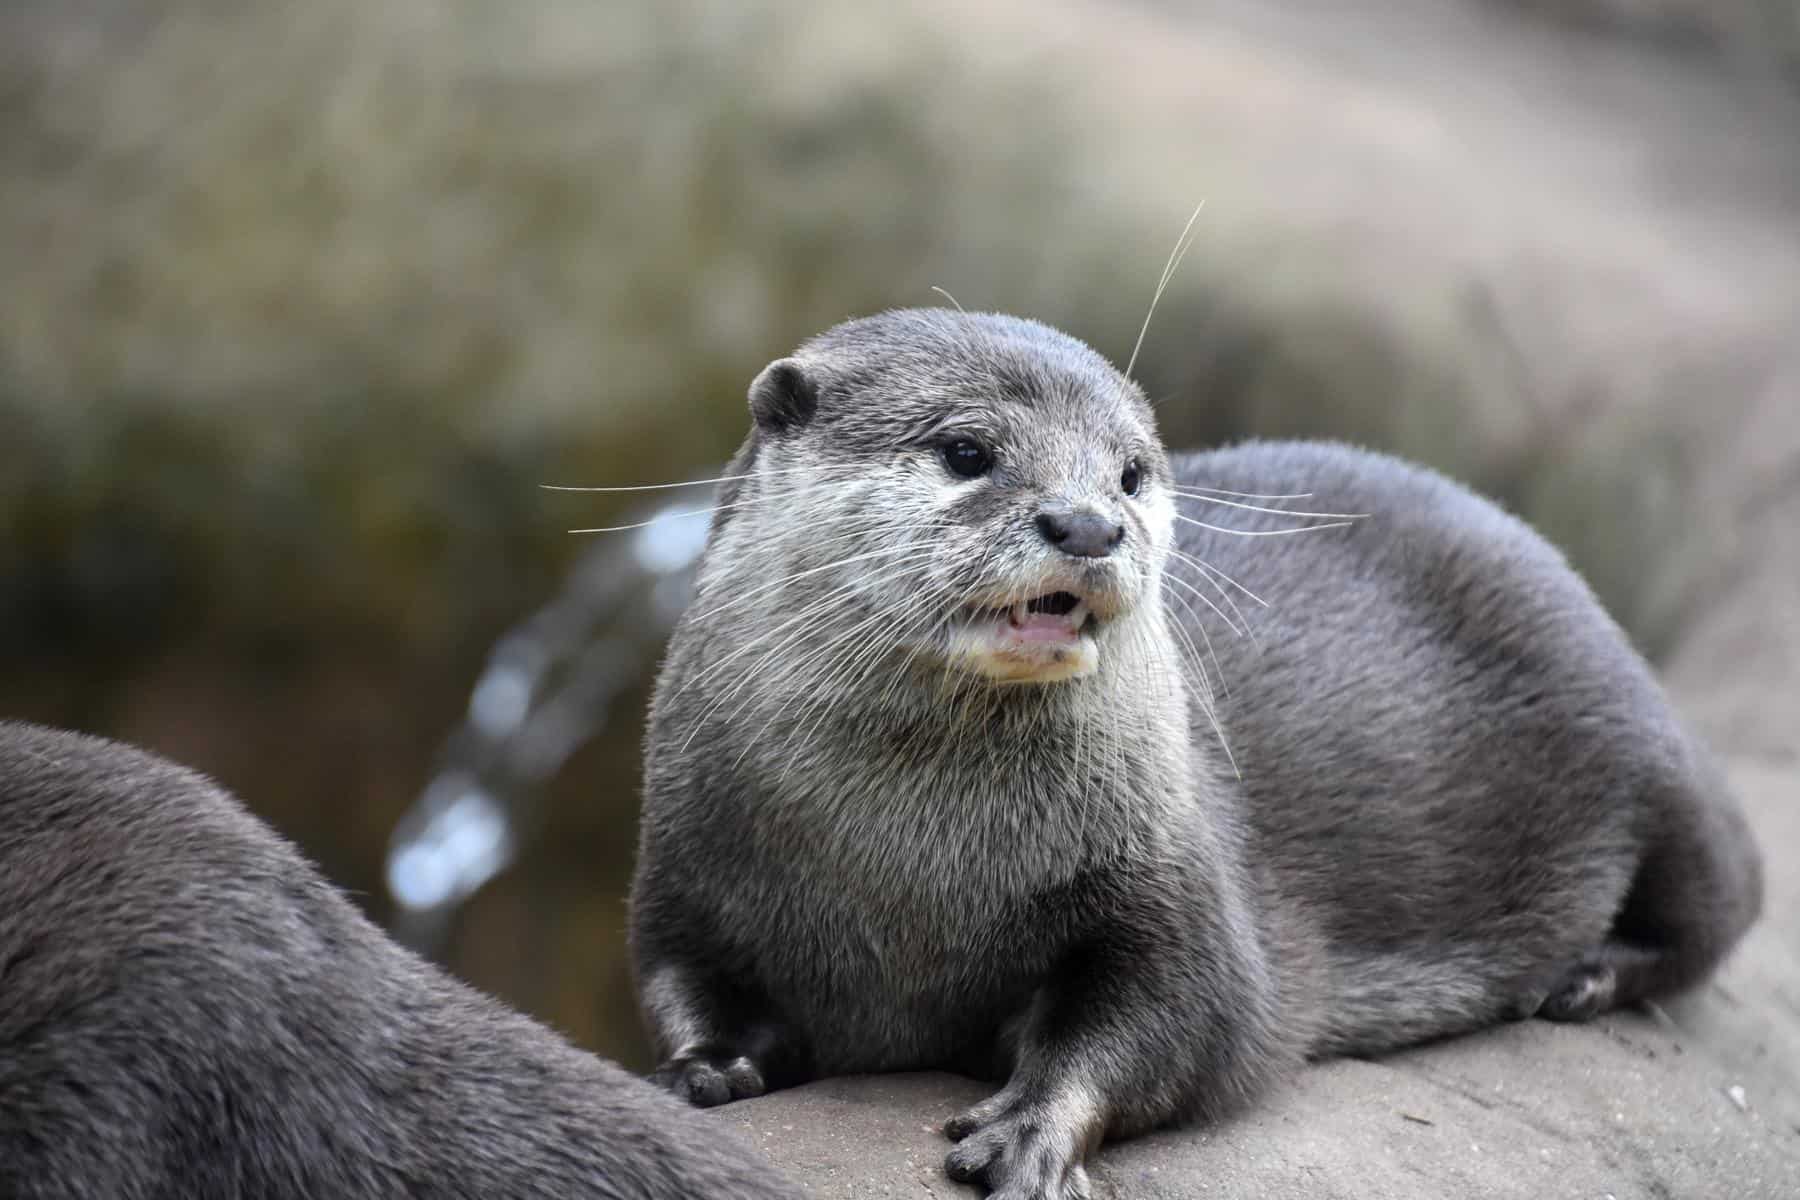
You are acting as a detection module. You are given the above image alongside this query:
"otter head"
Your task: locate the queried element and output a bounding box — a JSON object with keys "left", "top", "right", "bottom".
{"left": 709, "top": 309, "right": 1174, "bottom": 688}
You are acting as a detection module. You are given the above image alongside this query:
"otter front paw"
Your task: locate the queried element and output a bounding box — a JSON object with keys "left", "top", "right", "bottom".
{"left": 943, "top": 1090, "right": 1096, "bottom": 1200}
{"left": 651, "top": 1050, "right": 766, "bottom": 1108}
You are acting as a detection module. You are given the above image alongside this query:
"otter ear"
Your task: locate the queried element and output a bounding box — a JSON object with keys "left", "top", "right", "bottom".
{"left": 748, "top": 358, "right": 818, "bottom": 434}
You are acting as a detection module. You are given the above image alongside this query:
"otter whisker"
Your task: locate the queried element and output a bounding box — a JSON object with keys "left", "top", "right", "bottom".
{"left": 1159, "top": 587, "right": 1223, "bottom": 707}
{"left": 1166, "top": 552, "right": 1261, "bottom": 654}
{"left": 1171, "top": 492, "right": 1368, "bottom": 521}
{"left": 1161, "top": 589, "right": 1229, "bottom": 726}
{"left": 1142, "top": 615, "right": 1239, "bottom": 778}
{"left": 1124, "top": 200, "right": 1207, "bottom": 383}
{"left": 887, "top": 591, "right": 980, "bottom": 717}
{"left": 807, "top": 595, "right": 949, "bottom": 734}
{"left": 1163, "top": 568, "right": 1249, "bottom": 641}
{"left": 540, "top": 473, "right": 748, "bottom": 494}
{"left": 1174, "top": 515, "right": 1356, "bottom": 537}
{"left": 712, "top": 585, "right": 937, "bottom": 769}
{"left": 1167, "top": 549, "right": 1270, "bottom": 610}
{"left": 786, "top": 588, "right": 930, "bottom": 719}
{"left": 1159, "top": 626, "right": 1231, "bottom": 773}
{"left": 685, "top": 528, "right": 958, "bottom": 628}
{"left": 920, "top": 540, "right": 1009, "bottom": 775}
{"left": 584, "top": 469, "right": 874, "bottom": 518}
{"left": 541, "top": 462, "right": 833, "bottom": 494}
{"left": 683, "top": 608, "right": 866, "bottom": 756}
{"left": 1198, "top": 680, "right": 1240, "bottom": 780}
{"left": 569, "top": 511, "right": 714, "bottom": 535}
{"left": 674, "top": 569, "right": 889, "bottom": 704}
{"left": 1164, "top": 633, "right": 1219, "bottom": 752}
{"left": 711, "top": 548, "right": 942, "bottom": 697}
{"left": 739, "top": 552, "right": 946, "bottom": 728}
{"left": 767, "top": 587, "right": 955, "bottom": 782}
{"left": 906, "top": 562, "right": 1023, "bottom": 753}
{"left": 566, "top": 476, "right": 854, "bottom": 535}
{"left": 678, "top": 551, "right": 944, "bottom": 752}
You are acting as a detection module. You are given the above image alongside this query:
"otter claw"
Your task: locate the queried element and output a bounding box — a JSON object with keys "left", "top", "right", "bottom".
{"left": 945, "top": 1092, "right": 1010, "bottom": 1142}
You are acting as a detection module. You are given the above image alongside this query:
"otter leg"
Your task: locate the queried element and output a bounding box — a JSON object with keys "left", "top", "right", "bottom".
{"left": 1540, "top": 777, "right": 1763, "bottom": 1023}
{"left": 1537, "top": 931, "right": 1744, "bottom": 1023}
{"left": 943, "top": 883, "right": 1286, "bottom": 1200}
{"left": 640, "top": 964, "right": 807, "bottom": 1108}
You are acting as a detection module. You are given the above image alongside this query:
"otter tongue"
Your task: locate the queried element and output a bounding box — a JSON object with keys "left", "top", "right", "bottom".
{"left": 1008, "top": 599, "right": 1082, "bottom": 640}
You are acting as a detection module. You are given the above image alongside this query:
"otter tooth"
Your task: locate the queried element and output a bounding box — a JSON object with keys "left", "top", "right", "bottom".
{"left": 1011, "top": 600, "right": 1030, "bottom": 626}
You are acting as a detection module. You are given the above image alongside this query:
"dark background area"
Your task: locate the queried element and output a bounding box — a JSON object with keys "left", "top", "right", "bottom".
{"left": 3, "top": 0, "right": 1797, "bottom": 1070}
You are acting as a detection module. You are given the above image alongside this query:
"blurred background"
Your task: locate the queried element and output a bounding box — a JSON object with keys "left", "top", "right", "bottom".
{"left": 3, "top": 0, "right": 1797, "bottom": 1072}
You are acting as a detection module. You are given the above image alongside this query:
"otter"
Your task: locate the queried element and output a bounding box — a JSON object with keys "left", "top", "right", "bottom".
{"left": 0, "top": 721, "right": 800, "bottom": 1200}
{"left": 629, "top": 308, "right": 1762, "bottom": 1199}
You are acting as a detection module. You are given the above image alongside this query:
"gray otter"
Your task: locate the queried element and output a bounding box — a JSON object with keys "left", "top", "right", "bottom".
{"left": 0, "top": 721, "right": 800, "bottom": 1200}
{"left": 630, "top": 309, "right": 1762, "bottom": 1199}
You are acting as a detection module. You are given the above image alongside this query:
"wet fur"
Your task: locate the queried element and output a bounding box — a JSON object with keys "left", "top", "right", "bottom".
{"left": 630, "top": 309, "right": 1763, "bottom": 1199}
{"left": 0, "top": 721, "right": 800, "bottom": 1200}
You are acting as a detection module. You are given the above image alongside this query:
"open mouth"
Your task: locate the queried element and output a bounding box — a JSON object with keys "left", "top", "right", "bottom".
{"left": 948, "top": 589, "right": 1102, "bottom": 682}
{"left": 961, "top": 590, "right": 1096, "bottom": 647}
{"left": 1002, "top": 590, "right": 1091, "bottom": 643}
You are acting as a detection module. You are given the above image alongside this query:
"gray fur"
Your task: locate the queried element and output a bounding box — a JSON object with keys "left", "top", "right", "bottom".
{"left": 0, "top": 721, "right": 801, "bottom": 1200}
{"left": 631, "top": 309, "right": 1762, "bottom": 1200}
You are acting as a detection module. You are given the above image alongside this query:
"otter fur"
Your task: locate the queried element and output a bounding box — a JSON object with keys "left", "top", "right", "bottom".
{"left": 629, "top": 309, "right": 1762, "bottom": 1200}
{"left": 0, "top": 720, "right": 800, "bottom": 1200}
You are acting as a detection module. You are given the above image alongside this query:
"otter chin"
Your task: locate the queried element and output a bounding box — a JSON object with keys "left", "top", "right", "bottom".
{"left": 944, "top": 590, "right": 1102, "bottom": 682}
{"left": 631, "top": 308, "right": 1761, "bottom": 1200}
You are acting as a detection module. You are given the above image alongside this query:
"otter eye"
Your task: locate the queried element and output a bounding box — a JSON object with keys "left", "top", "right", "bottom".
{"left": 941, "top": 439, "right": 992, "bottom": 479}
{"left": 1121, "top": 459, "right": 1142, "bottom": 496}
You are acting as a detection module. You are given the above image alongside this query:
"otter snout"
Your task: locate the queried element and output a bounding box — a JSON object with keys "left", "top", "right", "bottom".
{"left": 1035, "top": 508, "right": 1124, "bottom": 558}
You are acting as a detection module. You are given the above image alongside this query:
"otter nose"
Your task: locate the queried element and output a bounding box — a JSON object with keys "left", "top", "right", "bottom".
{"left": 1035, "top": 510, "right": 1125, "bottom": 558}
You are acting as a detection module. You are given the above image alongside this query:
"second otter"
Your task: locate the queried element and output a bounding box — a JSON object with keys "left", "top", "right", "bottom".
{"left": 629, "top": 309, "right": 1762, "bottom": 1200}
{"left": 0, "top": 722, "right": 801, "bottom": 1199}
